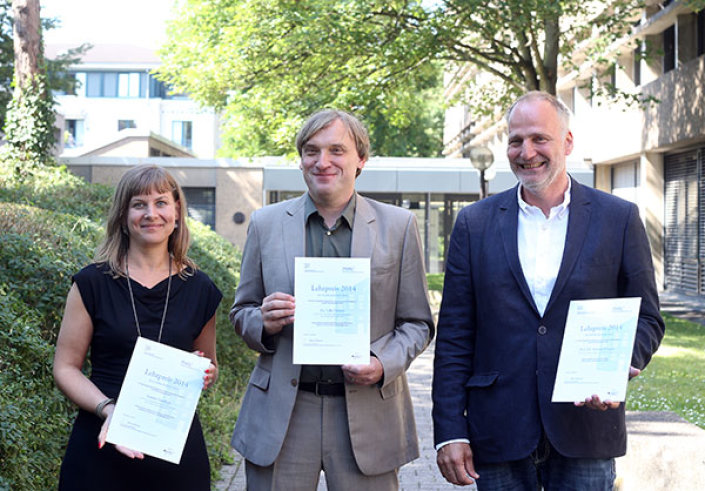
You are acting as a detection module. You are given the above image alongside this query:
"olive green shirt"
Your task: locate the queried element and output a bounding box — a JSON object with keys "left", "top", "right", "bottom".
{"left": 299, "top": 193, "right": 355, "bottom": 384}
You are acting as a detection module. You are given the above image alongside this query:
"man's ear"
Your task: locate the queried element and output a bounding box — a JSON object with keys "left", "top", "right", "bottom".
{"left": 564, "top": 131, "right": 574, "bottom": 156}
{"left": 356, "top": 158, "right": 367, "bottom": 177}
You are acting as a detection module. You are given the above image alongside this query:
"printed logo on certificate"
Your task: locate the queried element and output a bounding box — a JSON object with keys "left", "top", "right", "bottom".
{"left": 106, "top": 337, "right": 210, "bottom": 464}
{"left": 293, "top": 257, "right": 371, "bottom": 365}
{"left": 552, "top": 297, "right": 641, "bottom": 403}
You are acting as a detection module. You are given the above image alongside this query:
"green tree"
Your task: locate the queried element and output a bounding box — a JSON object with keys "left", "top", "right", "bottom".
{"left": 158, "top": 1, "right": 704, "bottom": 157}
{"left": 158, "top": 0, "right": 445, "bottom": 157}
{"left": 4, "top": 0, "right": 54, "bottom": 164}
{"left": 0, "top": 1, "right": 13, "bottom": 126}
{"left": 0, "top": 0, "right": 87, "bottom": 156}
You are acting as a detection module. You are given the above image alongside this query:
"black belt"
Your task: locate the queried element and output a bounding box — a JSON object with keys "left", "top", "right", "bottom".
{"left": 299, "top": 381, "right": 345, "bottom": 396}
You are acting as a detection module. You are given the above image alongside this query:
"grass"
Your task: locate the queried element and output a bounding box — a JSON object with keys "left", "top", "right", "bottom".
{"left": 426, "top": 273, "right": 444, "bottom": 291}
{"left": 627, "top": 313, "right": 705, "bottom": 428}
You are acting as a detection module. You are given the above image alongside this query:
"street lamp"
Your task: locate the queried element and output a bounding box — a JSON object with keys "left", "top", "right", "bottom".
{"left": 469, "top": 146, "right": 494, "bottom": 200}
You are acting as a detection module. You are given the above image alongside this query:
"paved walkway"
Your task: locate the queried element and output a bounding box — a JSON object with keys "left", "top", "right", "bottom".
{"left": 217, "top": 292, "right": 705, "bottom": 490}
{"left": 659, "top": 289, "right": 705, "bottom": 326}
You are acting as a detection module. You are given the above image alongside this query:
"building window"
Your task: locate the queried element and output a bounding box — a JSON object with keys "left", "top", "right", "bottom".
{"left": 633, "top": 43, "right": 642, "bottom": 86}
{"left": 86, "top": 72, "right": 102, "bottom": 97}
{"left": 104, "top": 73, "right": 118, "bottom": 97}
{"left": 118, "top": 73, "right": 141, "bottom": 97}
{"left": 74, "top": 72, "right": 86, "bottom": 96}
{"left": 83, "top": 71, "right": 148, "bottom": 98}
{"left": 64, "top": 119, "right": 85, "bottom": 148}
{"left": 611, "top": 161, "right": 640, "bottom": 204}
{"left": 85, "top": 72, "right": 118, "bottom": 97}
{"left": 663, "top": 24, "right": 676, "bottom": 73}
{"left": 698, "top": 8, "right": 705, "bottom": 57}
{"left": 149, "top": 76, "right": 168, "bottom": 98}
{"left": 118, "top": 120, "right": 136, "bottom": 131}
{"left": 172, "top": 120, "right": 193, "bottom": 149}
{"left": 73, "top": 71, "right": 171, "bottom": 99}
{"left": 54, "top": 72, "right": 87, "bottom": 96}
{"left": 183, "top": 187, "right": 215, "bottom": 229}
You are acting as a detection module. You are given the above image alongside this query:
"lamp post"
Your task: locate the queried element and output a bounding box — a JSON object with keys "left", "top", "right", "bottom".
{"left": 469, "top": 146, "right": 494, "bottom": 200}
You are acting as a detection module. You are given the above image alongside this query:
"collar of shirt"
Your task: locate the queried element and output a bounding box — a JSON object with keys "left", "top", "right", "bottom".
{"left": 304, "top": 193, "right": 356, "bottom": 230}
{"left": 516, "top": 180, "right": 571, "bottom": 316}
{"left": 516, "top": 178, "right": 572, "bottom": 219}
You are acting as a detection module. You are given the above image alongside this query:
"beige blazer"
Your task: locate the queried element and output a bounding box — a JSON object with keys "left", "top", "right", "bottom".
{"left": 230, "top": 193, "right": 434, "bottom": 475}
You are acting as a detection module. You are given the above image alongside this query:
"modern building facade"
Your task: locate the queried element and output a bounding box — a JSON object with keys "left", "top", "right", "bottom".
{"left": 443, "top": 1, "right": 705, "bottom": 295}
{"left": 46, "top": 43, "right": 221, "bottom": 159}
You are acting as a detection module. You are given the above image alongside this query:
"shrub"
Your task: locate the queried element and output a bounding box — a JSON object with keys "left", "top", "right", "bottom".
{"left": 0, "top": 160, "right": 113, "bottom": 221}
{"left": 0, "top": 287, "right": 74, "bottom": 490}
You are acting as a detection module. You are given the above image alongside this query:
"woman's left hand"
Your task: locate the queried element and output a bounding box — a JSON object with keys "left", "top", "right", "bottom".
{"left": 98, "top": 406, "right": 144, "bottom": 459}
{"left": 194, "top": 351, "right": 217, "bottom": 390}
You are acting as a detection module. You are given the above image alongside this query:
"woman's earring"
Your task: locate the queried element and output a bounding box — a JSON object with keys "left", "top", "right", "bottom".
{"left": 174, "top": 221, "right": 179, "bottom": 229}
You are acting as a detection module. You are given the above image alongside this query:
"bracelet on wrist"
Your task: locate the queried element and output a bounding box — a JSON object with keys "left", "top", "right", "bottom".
{"left": 95, "top": 397, "right": 115, "bottom": 419}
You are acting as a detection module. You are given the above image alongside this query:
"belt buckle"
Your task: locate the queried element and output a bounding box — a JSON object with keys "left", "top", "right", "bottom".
{"left": 315, "top": 382, "right": 323, "bottom": 396}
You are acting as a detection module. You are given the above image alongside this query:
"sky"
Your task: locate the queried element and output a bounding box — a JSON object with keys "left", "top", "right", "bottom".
{"left": 41, "top": 0, "right": 178, "bottom": 50}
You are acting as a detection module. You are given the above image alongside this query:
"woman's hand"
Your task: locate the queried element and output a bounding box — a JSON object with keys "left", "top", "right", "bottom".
{"left": 203, "top": 361, "right": 217, "bottom": 390}
{"left": 97, "top": 404, "right": 144, "bottom": 459}
{"left": 194, "top": 350, "right": 217, "bottom": 390}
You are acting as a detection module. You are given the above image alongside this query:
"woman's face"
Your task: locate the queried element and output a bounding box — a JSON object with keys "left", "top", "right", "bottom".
{"left": 125, "top": 188, "right": 180, "bottom": 249}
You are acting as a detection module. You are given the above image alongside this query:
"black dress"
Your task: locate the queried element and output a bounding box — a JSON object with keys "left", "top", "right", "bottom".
{"left": 58, "top": 263, "right": 222, "bottom": 491}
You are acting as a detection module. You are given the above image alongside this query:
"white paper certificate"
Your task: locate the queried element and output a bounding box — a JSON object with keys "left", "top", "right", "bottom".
{"left": 551, "top": 297, "right": 642, "bottom": 403}
{"left": 106, "top": 337, "right": 210, "bottom": 464}
{"left": 293, "top": 257, "right": 370, "bottom": 365}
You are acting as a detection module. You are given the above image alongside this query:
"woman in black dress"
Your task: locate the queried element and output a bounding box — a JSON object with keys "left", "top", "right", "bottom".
{"left": 54, "top": 165, "right": 222, "bottom": 490}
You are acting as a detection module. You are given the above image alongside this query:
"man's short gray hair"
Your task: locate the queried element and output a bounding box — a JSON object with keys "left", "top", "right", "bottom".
{"left": 505, "top": 91, "right": 571, "bottom": 135}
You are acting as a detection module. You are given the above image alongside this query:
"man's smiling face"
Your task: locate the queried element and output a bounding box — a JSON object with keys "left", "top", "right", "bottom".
{"left": 506, "top": 98, "right": 573, "bottom": 197}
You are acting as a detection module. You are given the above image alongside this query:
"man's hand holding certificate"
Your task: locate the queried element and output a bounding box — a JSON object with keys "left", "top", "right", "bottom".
{"left": 106, "top": 337, "right": 210, "bottom": 464}
{"left": 552, "top": 298, "right": 642, "bottom": 404}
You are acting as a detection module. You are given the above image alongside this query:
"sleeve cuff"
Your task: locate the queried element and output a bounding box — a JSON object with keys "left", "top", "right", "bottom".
{"left": 435, "top": 438, "right": 470, "bottom": 452}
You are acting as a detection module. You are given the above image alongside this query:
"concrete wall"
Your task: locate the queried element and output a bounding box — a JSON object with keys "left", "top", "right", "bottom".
{"left": 215, "top": 168, "right": 264, "bottom": 249}
{"left": 642, "top": 55, "right": 705, "bottom": 151}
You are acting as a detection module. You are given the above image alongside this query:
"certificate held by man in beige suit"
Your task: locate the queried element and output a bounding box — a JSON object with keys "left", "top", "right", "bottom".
{"left": 230, "top": 109, "right": 434, "bottom": 491}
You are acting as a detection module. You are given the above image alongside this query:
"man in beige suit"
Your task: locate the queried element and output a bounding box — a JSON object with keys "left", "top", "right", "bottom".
{"left": 230, "top": 109, "right": 434, "bottom": 490}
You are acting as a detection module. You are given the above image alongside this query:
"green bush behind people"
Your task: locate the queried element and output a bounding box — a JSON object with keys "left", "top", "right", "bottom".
{"left": 0, "top": 161, "right": 254, "bottom": 489}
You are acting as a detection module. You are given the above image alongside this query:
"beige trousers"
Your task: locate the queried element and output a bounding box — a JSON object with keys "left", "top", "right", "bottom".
{"left": 245, "top": 390, "right": 398, "bottom": 491}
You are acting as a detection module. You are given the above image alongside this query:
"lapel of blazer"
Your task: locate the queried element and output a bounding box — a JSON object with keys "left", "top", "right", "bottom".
{"left": 283, "top": 194, "right": 307, "bottom": 292}
{"left": 351, "top": 193, "right": 376, "bottom": 258}
{"left": 499, "top": 186, "right": 538, "bottom": 314}
{"left": 545, "top": 177, "right": 591, "bottom": 314}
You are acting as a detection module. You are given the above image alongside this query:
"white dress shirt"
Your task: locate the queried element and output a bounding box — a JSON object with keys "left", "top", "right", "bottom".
{"left": 517, "top": 181, "right": 571, "bottom": 316}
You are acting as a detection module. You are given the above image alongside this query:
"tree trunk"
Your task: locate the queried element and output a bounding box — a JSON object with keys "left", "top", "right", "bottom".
{"left": 5, "top": 0, "right": 55, "bottom": 164}
{"left": 12, "top": 0, "right": 41, "bottom": 94}
{"left": 542, "top": 13, "right": 560, "bottom": 95}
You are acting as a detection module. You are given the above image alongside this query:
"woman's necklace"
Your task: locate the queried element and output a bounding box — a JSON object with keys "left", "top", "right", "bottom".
{"left": 125, "top": 255, "right": 172, "bottom": 343}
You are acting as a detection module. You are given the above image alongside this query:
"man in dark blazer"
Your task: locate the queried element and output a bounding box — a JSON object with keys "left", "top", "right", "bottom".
{"left": 231, "top": 109, "right": 434, "bottom": 490}
{"left": 432, "top": 91, "right": 664, "bottom": 490}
